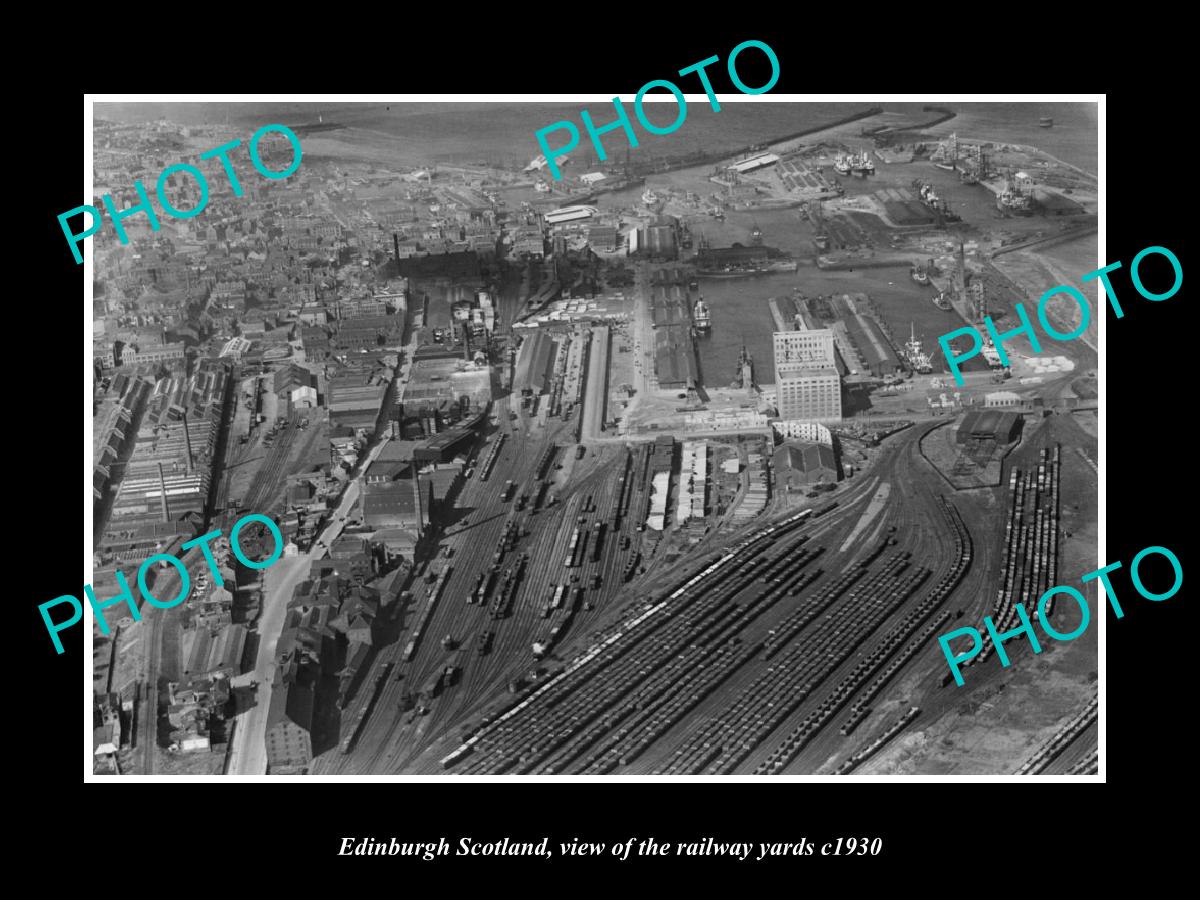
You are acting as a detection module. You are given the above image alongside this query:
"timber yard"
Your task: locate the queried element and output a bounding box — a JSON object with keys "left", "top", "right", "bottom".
{"left": 90, "top": 102, "right": 1099, "bottom": 776}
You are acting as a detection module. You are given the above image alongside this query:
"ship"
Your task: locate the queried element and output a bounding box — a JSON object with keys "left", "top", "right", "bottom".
{"left": 911, "top": 264, "right": 930, "bottom": 285}
{"left": 932, "top": 290, "right": 954, "bottom": 311}
{"left": 730, "top": 345, "right": 755, "bottom": 389}
{"left": 697, "top": 254, "right": 799, "bottom": 277}
{"left": 997, "top": 185, "right": 1034, "bottom": 216}
{"left": 1039, "top": 116, "right": 1054, "bottom": 128}
{"left": 642, "top": 187, "right": 659, "bottom": 205}
{"left": 293, "top": 113, "right": 344, "bottom": 136}
{"left": 534, "top": 181, "right": 550, "bottom": 193}
{"left": 834, "top": 153, "right": 852, "bottom": 177}
{"left": 902, "top": 323, "right": 934, "bottom": 374}
{"left": 850, "top": 150, "right": 872, "bottom": 176}
{"left": 911, "top": 180, "right": 959, "bottom": 220}
{"left": 692, "top": 298, "right": 712, "bottom": 334}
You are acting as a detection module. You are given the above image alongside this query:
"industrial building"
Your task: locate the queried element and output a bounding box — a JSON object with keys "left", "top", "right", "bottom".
{"left": 726, "top": 153, "right": 781, "bottom": 174}
{"left": 654, "top": 325, "right": 698, "bottom": 389}
{"left": 264, "top": 680, "right": 314, "bottom": 774}
{"left": 643, "top": 222, "right": 678, "bottom": 259}
{"left": 773, "top": 440, "right": 839, "bottom": 486}
{"left": 401, "top": 357, "right": 492, "bottom": 407}
{"left": 840, "top": 306, "right": 901, "bottom": 378}
{"left": 776, "top": 370, "right": 842, "bottom": 424}
{"left": 361, "top": 480, "right": 430, "bottom": 534}
{"left": 513, "top": 331, "right": 557, "bottom": 397}
{"left": 651, "top": 283, "right": 690, "bottom": 326}
{"left": 773, "top": 329, "right": 837, "bottom": 375}
{"left": 328, "top": 372, "right": 388, "bottom": 431}
{"left": 956, "top": 410, "right": 1023, "bottom": 444}
{"left": 544, "top": 205, "right": 598, "bottom": 226}
{"left": 335, "top": 311, "right": 406, "bottom": 351}
{"left": 772, "top": 329, "right": 842, "bottom": 424}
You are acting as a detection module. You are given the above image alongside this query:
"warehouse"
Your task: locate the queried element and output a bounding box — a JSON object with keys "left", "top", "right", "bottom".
{"left": 841, "top": 313, "right": 901, "bottom": 377}
{"left": 772, "top": 440, "right": 839, "bottom": 486}
{"left": 955, "top": 410, "right": 1022, "bottom": 444}
{"left": 654, "top": 325, "right": 697, "bottom": 389}
{"left": 544, "top": 205, "right": 598, "bottom": 226}
{"left": 514, "top": 331, "right": 557, "bottom": 396}
{"left": 727, "top": 153, "right": 781, "bottom": 174}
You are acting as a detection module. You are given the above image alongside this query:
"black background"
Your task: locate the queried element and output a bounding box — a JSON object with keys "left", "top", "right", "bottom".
{"left": 17, "top": 22, "right": 1190, "bottom": 882}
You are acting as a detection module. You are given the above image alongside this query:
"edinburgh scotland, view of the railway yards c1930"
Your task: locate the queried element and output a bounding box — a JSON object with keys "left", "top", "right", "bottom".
{"left": 89, "top": 99, "right": 1099, "bottom": 777}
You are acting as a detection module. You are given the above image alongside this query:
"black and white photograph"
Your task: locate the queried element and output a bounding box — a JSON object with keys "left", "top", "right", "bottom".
{"left": 79, "top": 95, "right": 1106, "bottom": 779}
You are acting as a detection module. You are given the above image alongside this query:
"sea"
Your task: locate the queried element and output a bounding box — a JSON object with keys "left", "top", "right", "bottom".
{"left": 94, "top": 99, "right": 1097, "bottom": 176}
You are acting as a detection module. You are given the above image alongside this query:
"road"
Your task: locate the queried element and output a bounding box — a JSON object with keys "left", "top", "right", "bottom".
{"left": 225, "top": 434, "right": 391, "bottom": 775}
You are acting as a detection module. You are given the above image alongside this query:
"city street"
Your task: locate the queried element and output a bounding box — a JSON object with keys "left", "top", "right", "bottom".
{"left": 226, "top": 435, "right": 390, "bottom": 774}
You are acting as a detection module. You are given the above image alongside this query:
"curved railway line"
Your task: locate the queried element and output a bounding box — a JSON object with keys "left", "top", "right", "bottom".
{"left": 311, "top": 409, "right": 1093, "bottom": 776}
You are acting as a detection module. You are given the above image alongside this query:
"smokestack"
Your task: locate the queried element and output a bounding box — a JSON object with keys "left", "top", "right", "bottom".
{"left": 182, "top": 409, "right": 194, "bottom": 474}
{"left": 411, "top": 463, "right": 424, "bottom": 540}
{"left": 157, "top": 462, "right": 170, "bottom": 523}
{"left": 393, "top": 233, "right": 400, "bottom": 267}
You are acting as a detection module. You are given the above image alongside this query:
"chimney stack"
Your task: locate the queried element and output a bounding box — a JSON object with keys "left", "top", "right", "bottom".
{"left": 393, "top": 233, "right": 401, "bottom": 267}
{"left": 182, "top": 409, "right": 195, "bottom": 474}
{"left": 411, "top": 462, "right": 424, "bottom": 540}
{"left": 157, "top": 462, "right": 170, "bottom": 523}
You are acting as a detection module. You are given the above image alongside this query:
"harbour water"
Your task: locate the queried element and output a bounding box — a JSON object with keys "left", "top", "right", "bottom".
{"left": 693, "top": 263, "right": 969, "bottom": 385}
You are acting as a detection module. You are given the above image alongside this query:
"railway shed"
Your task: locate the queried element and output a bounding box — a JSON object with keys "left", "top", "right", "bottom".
{"left": 955, "top": 410, "right": 1022, "bottom": 444}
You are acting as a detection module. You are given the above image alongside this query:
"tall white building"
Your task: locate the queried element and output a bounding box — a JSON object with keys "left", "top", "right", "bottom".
{"left": 772, "top": 329, "right": 842, "bottom": 424}
{"left": 773, "top": 329, "right": 836, "bottom": 376}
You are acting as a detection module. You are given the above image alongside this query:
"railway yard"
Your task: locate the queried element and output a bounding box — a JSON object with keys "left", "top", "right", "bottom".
{"left": 313, "top": 396, "right": 1098, "bottom": 776}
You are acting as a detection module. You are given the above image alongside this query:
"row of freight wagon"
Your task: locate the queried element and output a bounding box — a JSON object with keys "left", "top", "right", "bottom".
{"left": 443, "top": 505, "right": 831, "bottom": 772}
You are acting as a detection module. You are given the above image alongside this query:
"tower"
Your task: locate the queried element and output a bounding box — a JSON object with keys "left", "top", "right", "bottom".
{"left": 411, "top": 462, "right": 424, "bottom": 541}
{"left": 157, "top": 462, "right": 170, "bottom": 523}
{"left": 182, "top": 409, "right": 195, "bottom": 474}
